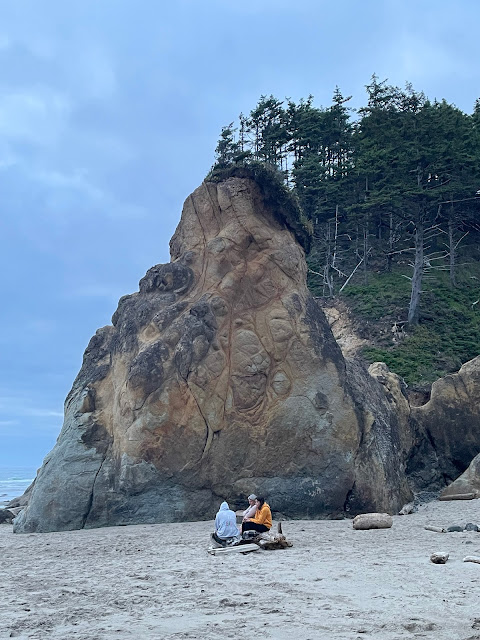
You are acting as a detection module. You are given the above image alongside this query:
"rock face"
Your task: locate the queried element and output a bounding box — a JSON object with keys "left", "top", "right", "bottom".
{"left": 407, "top": 356, "right": 480, "bottom": 491}
{"left": 15, "top": 173, "right": 417, "bottom": 533}
{"left": 440, "top": 453, "right": 480, "bottom": 499}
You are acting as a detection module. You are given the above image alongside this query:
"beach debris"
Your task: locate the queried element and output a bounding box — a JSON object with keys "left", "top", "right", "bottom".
{"left": 430, "top": 552, "right": 449, "bottom": 564}
{"left": 424, "top": 525, "right": 446, "bottom": 533}
{"left": 208, "top": 543, "right": 260, "bottom": 556}
{"left": 463, "top": 556, "right": 480, "bottom": 564}
{"left": 439, "top": 492, "right": 476, "bottom": 501}
{"left": 255, "top": 530, "right": 293, "bottom": 550}
{"left": 352, "top": 513, "right": 393, "bottom": 530}
{"left": 465, "top": 523, "right": 479, "bottom": 532}
{"left": 399, "top": 502, "right": 415, "bottom": 515}
{"left": 447, "top": 525, "right": 464, "bottom": 532}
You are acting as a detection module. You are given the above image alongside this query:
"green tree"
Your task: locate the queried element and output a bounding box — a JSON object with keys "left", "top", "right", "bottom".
{"left": 213, "top": 123, "right": 241, "bottom": 169}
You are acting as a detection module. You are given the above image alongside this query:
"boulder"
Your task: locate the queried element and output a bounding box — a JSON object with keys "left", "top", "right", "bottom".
{"left": 352, "top": 513, "right": 393, "bottom": 530}
{"left": 430, "top": 552, "right": 449, "bottom": 564}
{"left": 398, "top": 502, "right": 415, "bottom": 515}
{"left": 14, "top": 170, "right": 414, "bottom": 533}
{"left": 0, "top": 509, "right": 14, "bottom": 524}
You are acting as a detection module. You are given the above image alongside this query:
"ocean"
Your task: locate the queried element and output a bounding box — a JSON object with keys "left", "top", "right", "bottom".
{"left": 0, "top": 466, "right": 36, "bottom": 507}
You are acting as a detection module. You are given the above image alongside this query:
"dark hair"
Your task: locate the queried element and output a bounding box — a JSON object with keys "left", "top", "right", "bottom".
{"left": 256, "top": 496, "right": 265, "bottom": 507}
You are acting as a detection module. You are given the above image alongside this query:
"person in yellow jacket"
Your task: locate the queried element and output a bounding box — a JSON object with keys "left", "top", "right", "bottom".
{"left": 241, "top": 496, "right": 272, "bottom": 534}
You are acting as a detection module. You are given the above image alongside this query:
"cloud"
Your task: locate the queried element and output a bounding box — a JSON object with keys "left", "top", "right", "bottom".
{"left": 0, "top": 87, "right": 70, "bottom": 145}
{"left": 22, "top": 409, "right": 64, "bottom": 418}
{"left": 0, "top": 395, "right": 63, "bottom": 420}
{"left": 65, "top": 284, "right": 126, "bottom": 303}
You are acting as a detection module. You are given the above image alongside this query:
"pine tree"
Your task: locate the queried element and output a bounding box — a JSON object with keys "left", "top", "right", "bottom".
{"left": 213, "top": 123, "right": 241, "bottom": 169}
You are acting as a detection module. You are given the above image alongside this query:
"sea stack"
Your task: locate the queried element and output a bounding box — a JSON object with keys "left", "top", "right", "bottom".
{"left": 14, "top": 168, "right": 413, "bottom": 533}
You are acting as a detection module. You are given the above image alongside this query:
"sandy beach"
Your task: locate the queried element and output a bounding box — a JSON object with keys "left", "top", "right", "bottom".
{"left": 1, "top": 500, "right": 480, "bottom": 640}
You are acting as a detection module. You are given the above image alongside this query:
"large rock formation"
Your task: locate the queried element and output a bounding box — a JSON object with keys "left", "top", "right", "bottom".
{"left": 14, "top": 171, "right": 480, "bottom": 532}
{"left": 14, "top": 172, "right": 480, "bottom": 534}
{"left": 14, "top": 171, "right": 418, "bottom": 533}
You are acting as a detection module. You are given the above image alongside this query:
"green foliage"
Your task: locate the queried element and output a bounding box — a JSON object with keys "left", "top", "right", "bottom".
{"left": 210, "top": 78, "right": 480, "bottom": 383}
{"left": 342, "top": 273, "right": 411, "bottom": 319}
{"left": 206, "top": 161, "right": 312, "bottom": 252}
{"left": 345, "top": 268, "right": 480, "bottom": 385}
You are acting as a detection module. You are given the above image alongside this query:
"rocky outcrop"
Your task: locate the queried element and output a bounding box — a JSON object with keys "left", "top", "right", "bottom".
{"left": 14, "top": 172, "right": 418, "bottom": 533}
{"left": 440, "top": 452, "right": 480, "bottom": 499}
{"left": 407, "top": 356, "right": 480, "bottom": 491}
{"left": 0, "top": 509, "right": 15, "bottom": 524}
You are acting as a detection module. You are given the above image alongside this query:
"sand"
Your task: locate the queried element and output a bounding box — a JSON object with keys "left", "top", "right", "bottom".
{"left": 1, "top": 500, "right": 480, "bottom": 640}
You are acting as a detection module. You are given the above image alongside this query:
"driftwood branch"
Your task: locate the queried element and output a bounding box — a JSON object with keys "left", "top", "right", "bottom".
{"left": 439, "top": 493, "right": 476, "bottom": 501}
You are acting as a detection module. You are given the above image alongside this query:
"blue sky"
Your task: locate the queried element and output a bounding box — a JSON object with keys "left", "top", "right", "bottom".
{"left": 1, "top": 0, "right": 479, "bottom": 468}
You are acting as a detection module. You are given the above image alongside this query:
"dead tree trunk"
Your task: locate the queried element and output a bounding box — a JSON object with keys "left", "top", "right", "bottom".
{"left": 387, "top": 211, "right": 394, "bottom": 272}
{"left": 363, "top": 213, "right": 369, "bottom": 286}
{"left": 408, "top": 220, "right": 424, "bottom": 326}
{"left": 448, "top": 214, "right": 457, "bottom": 289}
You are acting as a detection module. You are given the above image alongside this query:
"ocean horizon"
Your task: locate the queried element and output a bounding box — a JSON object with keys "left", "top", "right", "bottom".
{"left": 0, "top": 466, "right": 36, "bottom": 507}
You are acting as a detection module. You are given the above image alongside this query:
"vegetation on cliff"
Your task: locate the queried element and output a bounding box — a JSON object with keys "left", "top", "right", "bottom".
{"left": 206, "top": 162, "right": 312, "bottom": 252}
{"left": 212, "top": 76, "right": 480, "bottom": 387}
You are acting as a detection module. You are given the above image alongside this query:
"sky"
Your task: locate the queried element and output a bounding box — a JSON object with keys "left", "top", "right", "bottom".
{"left": 1, "top": 0, "right": 479, "bottom": 468}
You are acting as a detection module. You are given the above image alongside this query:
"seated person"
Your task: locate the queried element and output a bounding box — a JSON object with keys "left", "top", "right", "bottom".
{"left": 212, "top": 501, "right": 241, "bottom": 546}
{"left": 242, "top": 494, "right": 257, "bottom": 522}
{"left": 241, "top": 496, "right": 272, "bottom": 534}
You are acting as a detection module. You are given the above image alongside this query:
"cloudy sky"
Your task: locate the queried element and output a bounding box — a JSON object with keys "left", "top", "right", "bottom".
{"left": 1, "top": 0, "right": 479, "bottom": 468}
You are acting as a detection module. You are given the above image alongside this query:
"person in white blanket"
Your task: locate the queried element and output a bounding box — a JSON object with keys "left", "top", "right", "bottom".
{"left": 242, "top": 494, "right": 257, "bottom": 522}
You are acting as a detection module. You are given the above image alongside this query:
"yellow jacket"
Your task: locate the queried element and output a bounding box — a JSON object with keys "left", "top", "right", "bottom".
{"left": 251, "top": 503, "right": 272, "bottom": 529}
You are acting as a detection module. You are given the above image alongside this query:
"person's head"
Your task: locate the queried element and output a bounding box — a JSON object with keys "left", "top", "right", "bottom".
{"left": 219, "top": 501, "right": 229, "bottom": 511}
{"left": 247, "top": 493, "right": 256, "bottom": 505}
{"left": 255, "top": 496, "right": 265, "bottom": 509}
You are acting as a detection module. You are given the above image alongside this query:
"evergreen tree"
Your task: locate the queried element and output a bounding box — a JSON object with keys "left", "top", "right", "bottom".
{"left": 213, "top": 123, "right": 241, "bottom": 169}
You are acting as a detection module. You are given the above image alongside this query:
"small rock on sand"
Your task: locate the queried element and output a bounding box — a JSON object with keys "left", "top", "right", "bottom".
{"left": 430, "top": 552, "right": 449, "bottom": 564}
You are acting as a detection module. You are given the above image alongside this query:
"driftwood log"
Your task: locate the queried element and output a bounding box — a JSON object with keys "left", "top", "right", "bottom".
{"left": 253, "top": 523, "right": 293, "bottom": 550}
{"left": 208, "top": 544, "right": 259, "bottom": 556}
{"left": 353, "top": 513, "right": 393, "bottom": 530}
{"left": 463, "top": 556, "right": 480, "bottom": 564}
{"left": 424, "top": 525, "right": 447, "bottom": 533}
{"left": 439, "top": 493, "right": 476, "bottom": 501}
{"left": 430, "top": 552, "right": 449, "bottom": 564}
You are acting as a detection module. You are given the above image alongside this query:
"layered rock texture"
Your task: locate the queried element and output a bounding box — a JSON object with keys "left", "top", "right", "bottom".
{"left": 13, "top": 172, "right": 480, "bottom": 533}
